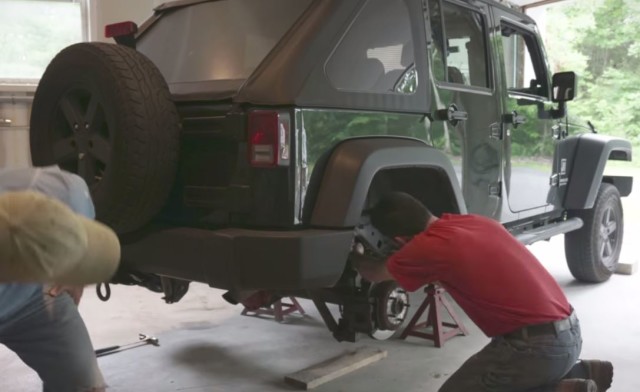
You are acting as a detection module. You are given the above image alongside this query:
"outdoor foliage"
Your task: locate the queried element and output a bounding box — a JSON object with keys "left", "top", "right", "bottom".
{"left": 545, "top": 0, "right": 640, "bottom": 146}
{"left": 509, "top": 105, "right": 555, "bottom": 158}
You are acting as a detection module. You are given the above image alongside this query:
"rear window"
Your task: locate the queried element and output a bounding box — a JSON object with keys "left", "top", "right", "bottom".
{"left": 137, "top": 0, "right": 311, "bottom": 84}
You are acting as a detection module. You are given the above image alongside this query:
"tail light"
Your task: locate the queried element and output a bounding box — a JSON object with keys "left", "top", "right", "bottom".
{"left": 248, "top": 110, "right": 291, "bottom": 167}
{"left": 104, "top": 21, "right": 138, "bottom": 39}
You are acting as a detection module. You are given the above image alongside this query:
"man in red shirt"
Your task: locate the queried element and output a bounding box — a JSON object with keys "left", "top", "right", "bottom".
{"left": 353, "top": 192, "right": 613, "bottom": 392}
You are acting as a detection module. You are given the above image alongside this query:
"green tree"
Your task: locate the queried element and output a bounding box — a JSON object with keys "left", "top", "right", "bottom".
{"left": 545, "top": 0, "right": 640, "bottom": 145}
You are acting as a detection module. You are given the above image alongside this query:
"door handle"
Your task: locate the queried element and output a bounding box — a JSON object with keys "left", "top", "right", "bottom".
{"left": 502, "top": 111, "right": 526, "bottom": 128}
{"left": 551, "top": 125, "right": 564, "bottom": 140}
{"left": 513, "top": 114, "right": 526, "bottom": 127}
{"left": 0, "top": 118, "right": 11, "bottom": 127}
{"left": 436, "top": 104, "right": 468, "bottom": 126}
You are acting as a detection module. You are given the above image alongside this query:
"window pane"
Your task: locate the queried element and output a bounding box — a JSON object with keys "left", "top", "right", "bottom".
{"left": 441, "top": 2, "right": 489, "bottom": 87}
{"left": 0, "top": 1, "right": 83, "bottom": 81}
{"left": 501, "top": 25, "right": 545, "bottom": 96}
{"left": 326, "top": 0, "right": 417, "bottom": 94}
{"left": 138, "top": 0, "right": 311, "bottom": 84}
{"left": 427, "top": 0, "right": 447, "bottom": 82}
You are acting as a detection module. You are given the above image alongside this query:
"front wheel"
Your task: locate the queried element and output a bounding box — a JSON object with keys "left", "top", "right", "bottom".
{"left": 564, "top": 183, "right": 623, "bottom": 283}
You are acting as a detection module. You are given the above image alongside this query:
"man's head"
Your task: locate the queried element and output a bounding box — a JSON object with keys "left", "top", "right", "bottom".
{"left": 370, "top": 192, "right": 433, "bottom": 237}
{"left": 0, "top": 191, "right": 120, "bottom": 284}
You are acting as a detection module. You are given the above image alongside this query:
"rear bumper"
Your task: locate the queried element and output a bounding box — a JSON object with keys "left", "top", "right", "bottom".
{"left": 120, "top": 225, "right": 353, "bottom": 290}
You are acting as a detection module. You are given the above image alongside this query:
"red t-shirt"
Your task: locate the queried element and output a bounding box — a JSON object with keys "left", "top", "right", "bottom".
{"left": 387, "top": 214, "right": 571, "bottom": 337}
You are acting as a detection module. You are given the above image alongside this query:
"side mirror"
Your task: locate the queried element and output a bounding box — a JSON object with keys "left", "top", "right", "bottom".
{"left": 552, "top": 72, "right": 577, "bottom": 103}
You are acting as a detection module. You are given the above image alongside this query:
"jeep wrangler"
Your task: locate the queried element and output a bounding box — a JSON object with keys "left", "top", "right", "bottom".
{"left": 29, "top": 0, "right": 633, "bottom": 342}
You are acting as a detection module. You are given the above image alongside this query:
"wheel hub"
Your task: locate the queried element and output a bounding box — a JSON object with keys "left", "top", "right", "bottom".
{"left": 53, "top": 87, "right": 111, "bottom": 185}
{"left": 72, "top": 123, "right": 91, "bottom": 152}
{"left": 599, "top": 206, "right": 619, "bottom": 268}
{"left": 370, "top": 282, "right": 410, "bottom": 338}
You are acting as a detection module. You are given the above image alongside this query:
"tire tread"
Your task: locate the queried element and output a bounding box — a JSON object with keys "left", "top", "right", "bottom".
{"left": 31, "top": 42, "right": 180, "bottom": 233}
{"left": 565, "top": 183, "right": 623, "bottom": 283}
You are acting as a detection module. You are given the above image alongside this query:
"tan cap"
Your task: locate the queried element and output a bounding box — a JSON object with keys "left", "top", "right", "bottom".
{"left": 0, "top": 191, "right": 120, "bottom": 284}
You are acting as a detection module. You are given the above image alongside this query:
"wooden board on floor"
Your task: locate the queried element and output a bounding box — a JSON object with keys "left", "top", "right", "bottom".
{"left": 284, "top": 346, "right": 388, "bottom": 390}
{"left": 616, "top": 260, "right": 638, "bottom": 275}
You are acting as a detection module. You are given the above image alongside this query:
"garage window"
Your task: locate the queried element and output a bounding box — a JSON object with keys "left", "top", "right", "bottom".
{"left": 326, "top": 0, "right": 417, "bottom": 94}
{"left": 0, "top": 0, "right": 89, "bottom": 84}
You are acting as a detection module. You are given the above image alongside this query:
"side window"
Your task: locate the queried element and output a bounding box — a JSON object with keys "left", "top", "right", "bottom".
{"left": 326, "top": 0, "right": 417, "bottom": 94}
{"left": 427, "top": 0, "right": 447, "bottom": 82}
{"left": 501, "top": 25, "right": 548, "bottom": 98}
{"left": 427, "top": 0, "right": 489, "bottom": 88}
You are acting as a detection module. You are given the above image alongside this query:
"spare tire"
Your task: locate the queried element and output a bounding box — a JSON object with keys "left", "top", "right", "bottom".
{"left": 30, "top": 42, "right": 180, "bottom": 234}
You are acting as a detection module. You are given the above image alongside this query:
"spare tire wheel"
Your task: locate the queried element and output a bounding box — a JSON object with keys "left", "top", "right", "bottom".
{"left": 30, "top": 42, "right": 180, "bottom": 234}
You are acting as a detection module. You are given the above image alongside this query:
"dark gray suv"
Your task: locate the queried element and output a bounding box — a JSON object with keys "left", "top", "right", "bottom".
{"left": 29, "top": 0, "right": 633, "bottom": 341}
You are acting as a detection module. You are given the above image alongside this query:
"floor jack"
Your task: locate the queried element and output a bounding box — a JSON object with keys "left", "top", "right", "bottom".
{"left": 400, "top": 284, "right": 468, "bottom": 347}
{"left": 95, "top": 333, "right": 160, "bottom": 357}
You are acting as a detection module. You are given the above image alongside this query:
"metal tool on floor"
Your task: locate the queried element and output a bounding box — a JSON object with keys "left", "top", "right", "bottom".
{"left": 95, "top": 333, "right": 160, "bottom": 357}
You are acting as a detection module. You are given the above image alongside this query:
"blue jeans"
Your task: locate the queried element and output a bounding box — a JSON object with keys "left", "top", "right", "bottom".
{"left": 0, "top": 287, "right": 105, "bottom": 392}
{"left": 439, "top": 315, "right": 582, "bottom": 392}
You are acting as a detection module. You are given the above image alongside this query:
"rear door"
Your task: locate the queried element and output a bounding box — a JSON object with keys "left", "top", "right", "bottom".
{"left": 425, "top": 0, "right": 502, "bottom": 218}
{"left": 491, "top": 7, "right": 561, "bottom": 213}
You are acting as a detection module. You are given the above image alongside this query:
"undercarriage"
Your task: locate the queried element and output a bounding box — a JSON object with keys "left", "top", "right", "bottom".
{"left": 105, "top": 216, "right": 410, "bottom": 342}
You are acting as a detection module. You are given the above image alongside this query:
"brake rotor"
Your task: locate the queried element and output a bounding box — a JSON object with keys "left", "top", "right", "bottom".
{"left": 369, "top": 281, "right": 410, "bottom": 340}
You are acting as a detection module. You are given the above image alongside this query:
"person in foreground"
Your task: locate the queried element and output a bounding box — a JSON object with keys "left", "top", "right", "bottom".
{"left": 352, "top": 192, "right": 613, "bottom": 392}
{"left": 0, "top": 166, "right": 120, "bottom": 392}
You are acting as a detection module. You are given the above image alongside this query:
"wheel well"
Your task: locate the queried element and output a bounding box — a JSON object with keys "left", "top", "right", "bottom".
{"left": 364, "top": 167, "right": 462, "bottom": 217}
{"left": 608, "top": 149, "right": 631, "bottom": 161}
{"left": 564, "top": 133, "right": 632, "bottom": 209}
{"left": 305, "top": 137, "right": 466, "bottom": 227}
{"left": 601, "top": 175, "right": 633, "bottom": 197}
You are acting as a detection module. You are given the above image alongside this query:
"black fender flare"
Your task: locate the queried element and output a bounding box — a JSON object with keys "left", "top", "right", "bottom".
{"left": 308, "top": 137, "right": 466, "bottom": 227}
{"left": 564, "top": 133, "right": 632, "bottom": 210}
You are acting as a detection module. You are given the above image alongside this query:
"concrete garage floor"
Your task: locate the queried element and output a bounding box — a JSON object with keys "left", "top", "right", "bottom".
{"left": 2, "top": 191, "right": 639, "bottom": 391}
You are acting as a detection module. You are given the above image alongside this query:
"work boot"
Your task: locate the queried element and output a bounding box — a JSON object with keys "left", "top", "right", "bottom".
{"left": 555, "top": 379, "right": 597, "bottom": 392}
{"left": 580, "top": 360, "right": 614, "bottom": 391}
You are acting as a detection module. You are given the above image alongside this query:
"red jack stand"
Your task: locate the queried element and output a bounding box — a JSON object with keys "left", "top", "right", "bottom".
{"left": 400, "top": 284, "right": 468, "bottom": 347}
{"left": 242, "top": 297, "right": 306, "bottom": 323}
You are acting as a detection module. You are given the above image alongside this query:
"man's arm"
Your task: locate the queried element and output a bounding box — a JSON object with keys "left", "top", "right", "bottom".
{"left": 351, "top": 253, "right": 395, "bottom": 283}
{"left": 47, "top": 285, "right": 84, "bottom": 305}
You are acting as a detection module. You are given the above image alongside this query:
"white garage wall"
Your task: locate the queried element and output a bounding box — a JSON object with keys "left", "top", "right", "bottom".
{"left": 0, "top": 89, "right": 32, "bottom": 168}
